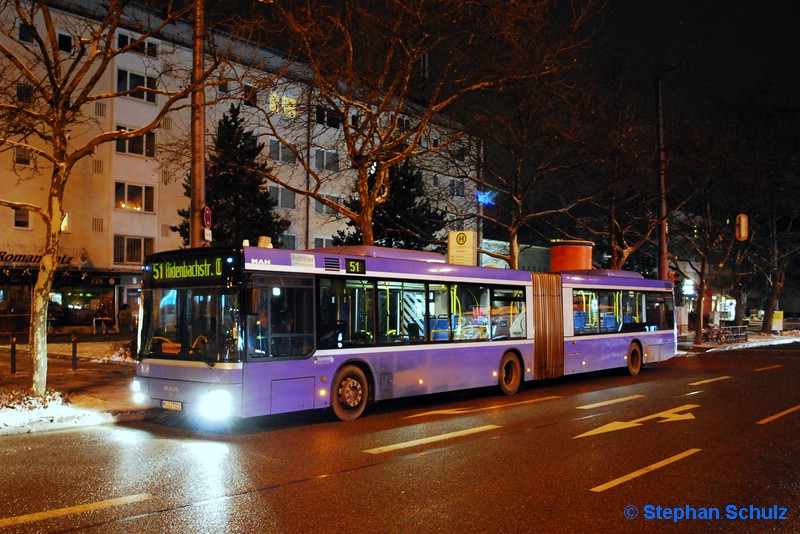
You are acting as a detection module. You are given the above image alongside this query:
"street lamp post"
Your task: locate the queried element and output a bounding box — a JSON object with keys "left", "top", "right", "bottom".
{"left": 656, "top": 76, "right": 669, "bottom": 281}
{"left": 190, "top": 0, "right": 207, "bottom": 248}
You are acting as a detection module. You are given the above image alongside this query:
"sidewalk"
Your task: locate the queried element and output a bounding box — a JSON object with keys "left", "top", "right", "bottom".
{"left": 1, "top": 330, "right": 799, "bottom": 436}
{"left": 0, "top": 334, "right": 154, "bottom": 436}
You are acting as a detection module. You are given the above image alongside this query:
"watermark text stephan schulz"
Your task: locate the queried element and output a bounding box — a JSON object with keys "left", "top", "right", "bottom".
{"left": 623, "top": 503, "right": 791, "bottom": 522}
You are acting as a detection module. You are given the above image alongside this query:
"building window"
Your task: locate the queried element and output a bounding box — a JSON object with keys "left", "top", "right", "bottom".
{"left": 218, "top": 81, "right": 229, "bottom": 94}
{"left": 61, "top": 212, "right": 71, "bottom": 233}
{"left": 117, "top": 69, "right": 157, "bottom": 103}
{"left": 269, "top": 186, "right": 295, "bottom": 210}
{"left": 115, "top": 126, "right": 156, "bottom": 157}
{"left": 16, "top": 83, "right": 33, "bottom": 103}
{"left": 14, "top": 146, "right": 31, "bottom": 165}
{"left": 314, "top": 149, "right": 339, "bottom": 171}
{"left": 449, "top": 177, "right": 465, "bottom": 197}
{"left": 316, "top": 106, "right": 342, "bottom": 128}
{"left": 314, "top": 237, "right": 335, "bottom": 248}
{"left": 447, "top": 214, "right": 464, "bottom": 232}
{"left": 115, "top": 182, "right": 154, "bottom": 212}
{"left": 13, "top": 209, "right": 30, "bottom": 229}
{"left": 94, "top": 101, "right": 106, "bottom": 117}
{"left": 18, "top": 22, "right": 33, "bottom": 44}
{"left": 114, "top": 235, "right": 154, "bottom": 264}
{"left": 243, "top": 84, "right": 258, "bottom": 107}
{"left": 396, "top": 116, "right": 412, "bottom": 131}
{"left": 268, "top": 139, "right": 297, "bottom": 164}
{"left": 58, "top": 32, "right": 72, "bottom": 53}
{"left": 278, "top": 234, "right": 296, "bottom": 250}
{"left": 314, "top": 194, "right": 339, "bottom": 214}
{"left": 117, "top": 34, "right": 158, "bottom": 57}
{"left": 269, "top": 92, "right": 297, "bottom": 118}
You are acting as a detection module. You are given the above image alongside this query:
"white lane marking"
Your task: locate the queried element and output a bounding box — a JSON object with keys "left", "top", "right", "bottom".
{"left": 407, "top": 396, "right": 560, "bottom": 418}
{"left": 364, "top": 425, "right": 501, "bottom": 454}
{"left": 688, "top": 376, "right": 732, "bottom": 385}
{"left": 590, "top": 449, "right": 702, "bottom": 492}
{"left": 0, "top": 493, "right": 154, "bottom": 528}
{"left": 576, "top": 394, "right": 645, "bottom": 410}
{"left": 757, "top": 405, "right": 800, "bottom": 425}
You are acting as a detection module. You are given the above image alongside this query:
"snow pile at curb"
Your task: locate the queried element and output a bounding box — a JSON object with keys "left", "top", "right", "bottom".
{"left": 0, "top": 391, "right": 113, "bottom": 435}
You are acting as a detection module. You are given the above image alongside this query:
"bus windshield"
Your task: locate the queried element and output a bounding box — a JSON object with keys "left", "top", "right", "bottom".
{"left": 140, "top": 286, "right": 242, "bottom": 363}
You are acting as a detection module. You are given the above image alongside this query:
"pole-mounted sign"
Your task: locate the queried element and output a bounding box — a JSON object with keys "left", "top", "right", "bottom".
{"left": 203, "top": 206, "right": 212, "bottom": 242}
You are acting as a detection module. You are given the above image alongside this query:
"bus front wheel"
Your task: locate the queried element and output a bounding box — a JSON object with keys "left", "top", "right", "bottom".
{"left": 332, "top": 365, "right": 368, "bottom": 421}
{"left": 499, "top": 352, "right": 522, "bottom": 396}
{"left": 626, "top": 343, "right": 643, "bottom": 376}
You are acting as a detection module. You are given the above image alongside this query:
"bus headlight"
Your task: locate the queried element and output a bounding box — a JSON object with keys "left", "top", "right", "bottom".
{"left": 198, "top": 389, "right": 232, "bottom": 420}
{"left": 131, "top": 379, "right": 146, "bottom": 404}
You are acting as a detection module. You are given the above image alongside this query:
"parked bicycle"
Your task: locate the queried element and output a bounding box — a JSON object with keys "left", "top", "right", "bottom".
{"left": 702, "top": 324, "right": 727, "bottom": 344}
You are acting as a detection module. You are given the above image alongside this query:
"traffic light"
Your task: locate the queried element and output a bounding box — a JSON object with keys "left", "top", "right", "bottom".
{"left": 735, "top": 214, "right": 748, "bottom": 241}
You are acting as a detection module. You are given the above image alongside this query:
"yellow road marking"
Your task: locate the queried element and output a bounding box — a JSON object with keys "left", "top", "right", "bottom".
{"left": 755, "top": 364, "right": 783, "bottom": 371}
{"left": 364, "top": 424, "right": 500, "bottom": 454}
{"left": 590, "top": 449, "right": 702, "bottom": 492}
{"left": 0, "top": 493, "right": 154, "bottom": 528}
{"left": 577, "top": 395, "right": 645, "bottom": 410}
{"left": 574, "top": 404, "right": 698, "bottom": 438}
{"left": 757, "top": 405, "right": 800, "bottom": 425}
{"left": 688, "top": 376, "right": 732, "bottom": 386}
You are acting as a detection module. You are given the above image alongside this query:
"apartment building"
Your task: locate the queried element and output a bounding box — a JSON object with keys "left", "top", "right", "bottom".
{"left": 0, "top": 1, "right": 478, "bottom": 333}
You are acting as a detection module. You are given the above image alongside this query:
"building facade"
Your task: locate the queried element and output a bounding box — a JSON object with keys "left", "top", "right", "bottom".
{"left": 0, "top": 1, "right": 479, "bottom": 333}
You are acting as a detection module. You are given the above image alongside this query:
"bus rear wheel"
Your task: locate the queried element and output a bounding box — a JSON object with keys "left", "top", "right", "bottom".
{"left": 332, "top": 365, "right": 368, "bottom": 421}
{"left": 499, "top": 352, "right": 522, "bottom": 396}
{"left": 626, "top": 343, "right": 643, "bottom": 376}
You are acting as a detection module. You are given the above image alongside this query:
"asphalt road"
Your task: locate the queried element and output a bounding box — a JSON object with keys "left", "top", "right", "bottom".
{"left": 1, "top": 344, "right": 798, "bottom": 533}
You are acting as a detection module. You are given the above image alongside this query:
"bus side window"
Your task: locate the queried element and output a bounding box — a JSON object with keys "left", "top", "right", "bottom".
{"left": 427, "top": 284, "right": 450, "bottom": 341}
{"left": 490, "top": 288, "right": 526, "bottom": 339}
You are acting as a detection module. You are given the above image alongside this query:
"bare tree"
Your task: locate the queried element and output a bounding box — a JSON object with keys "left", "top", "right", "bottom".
{"left": 222, "top": 0, "right": 596, "bottom": 246}
{"left": 463, "top": 77, "right": 593, "bottom": 269}
{"left": 669, "top": 126, "right": 738, "bottom": 344}
{"left": 0, "top": 0, "right": 216, "bottom": 395}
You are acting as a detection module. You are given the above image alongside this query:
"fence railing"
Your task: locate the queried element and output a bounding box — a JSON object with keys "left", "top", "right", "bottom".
{"left": 721, "top": 325, "right": 748, "bottom": 344}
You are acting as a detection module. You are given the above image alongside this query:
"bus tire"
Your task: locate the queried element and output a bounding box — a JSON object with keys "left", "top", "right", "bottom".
{"left": 626, "top": 343, "right": 643, "bottom": 376}
{"left": 332, "top": 365, "right": 368, "bottom": 421}
{"left": 499, "top": 352, "right": 522, "bottom": 396}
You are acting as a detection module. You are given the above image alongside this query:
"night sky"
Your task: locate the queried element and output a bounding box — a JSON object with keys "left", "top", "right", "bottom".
{"left": 605, "top": 0, "right": 800, "bottom": 112}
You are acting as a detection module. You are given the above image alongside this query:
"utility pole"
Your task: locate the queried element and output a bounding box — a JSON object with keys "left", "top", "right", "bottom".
{"left": 656, "top": 76, "right": 669, "bottom": 281}
{"left": 190, "top": 0, "right": 207, "bottom": 248}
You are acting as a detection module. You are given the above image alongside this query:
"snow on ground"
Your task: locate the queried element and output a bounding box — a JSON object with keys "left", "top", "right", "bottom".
{"left": 0, "top": 392, "right": 114, "bottom": 435}
{"left": 0, "top": 341, "right": 132, "bottom": 435}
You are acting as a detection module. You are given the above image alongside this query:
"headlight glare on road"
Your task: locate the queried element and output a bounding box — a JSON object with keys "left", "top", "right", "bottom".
{"left": 131, "top": 379, "right": 146, "bottom": 404}
{"left": 198, "top": 389, "right": 232, "bottom": 420}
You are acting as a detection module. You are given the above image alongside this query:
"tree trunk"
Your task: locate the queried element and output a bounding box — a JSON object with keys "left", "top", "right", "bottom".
{"left": 693, "top": 281, "right": 707, "bottom": 345}
{"left": 28, "top": 157, "right": 68, "bottom": 396}
{"left": 29, "top": 191, "right": 65, "bottom": 396}
{"left": 508, "top": 231, "right": 519, "bottom": 270}
{"left": 760, "top": 267, "right": 784, "bottom": 334}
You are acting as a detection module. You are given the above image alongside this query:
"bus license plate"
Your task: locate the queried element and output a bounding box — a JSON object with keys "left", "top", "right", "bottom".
{"left": 162, "top": 400, "right": 182, "bottom": 411}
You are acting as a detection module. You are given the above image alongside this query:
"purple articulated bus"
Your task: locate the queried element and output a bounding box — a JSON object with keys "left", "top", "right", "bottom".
{"left": 131, "top": 245, "right": 675, "bottom": 421}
